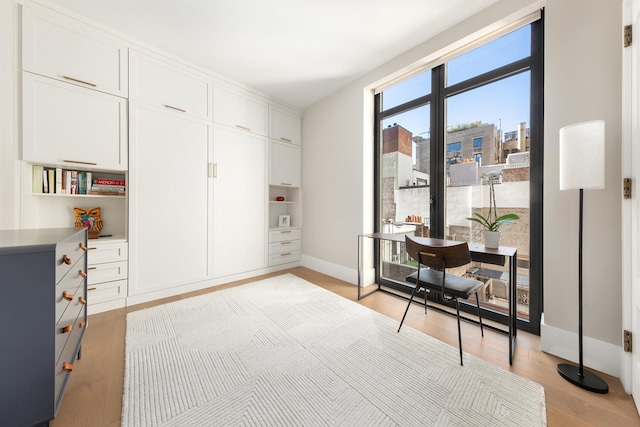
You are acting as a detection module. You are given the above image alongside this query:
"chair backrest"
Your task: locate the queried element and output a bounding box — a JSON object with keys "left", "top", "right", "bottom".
{"left": 405, "top": 235, "right": 472, "bottom": 269}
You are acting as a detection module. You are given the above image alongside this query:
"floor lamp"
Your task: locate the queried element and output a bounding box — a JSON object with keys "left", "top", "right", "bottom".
{"left": 557, "top": 120, "right": 609, "bottom": 394}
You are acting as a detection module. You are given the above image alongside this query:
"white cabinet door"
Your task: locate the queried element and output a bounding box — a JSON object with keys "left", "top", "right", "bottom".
{"left": 213, "top": 85, "right": 268, "bottom": 136}
{"left": 21, "top": 6, "right": 128, "bottom": 97}
{"left": 213, "top": 125, "right": 267, "bottom": 277}
{"left": 129, "top": 50, "right": 212, "bottom": 120}
{"left": 269, "top": 105, "right": 301, "bottom": 146}
{"left": 269, "top": 140, "right": 301, "bottom": 187}
{"left": 22, "top": 72, "right": 127, "bottom": 170}
{"left": 129, "top": 102, "right": 212, "bottom": 295}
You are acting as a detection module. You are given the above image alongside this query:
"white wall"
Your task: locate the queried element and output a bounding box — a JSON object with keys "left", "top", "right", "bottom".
{"left": 542, "top": 0, "right": 622, "bottom": 376}
{"left": 302, "top": 0, "right": 624, "bottom": 376}
{"left": 0, "top": 0, "right": 19, "bottom": 230}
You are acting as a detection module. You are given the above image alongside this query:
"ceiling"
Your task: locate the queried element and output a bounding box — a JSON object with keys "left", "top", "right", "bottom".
{"left": 47, "top": 0, "right": 499, "bottom": 110}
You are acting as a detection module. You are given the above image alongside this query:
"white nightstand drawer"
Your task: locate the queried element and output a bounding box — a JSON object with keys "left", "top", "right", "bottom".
{"left": 87, "top": 261, "right": 127, "bottom": 285}
{"left": 269, "top": 228, "right": 301, "bottom": 242}
{"left": 269, "top": 250, "right": 300, "bottom": 266}
{"left": 87, "top": 279, "right": 127, "bottom": 305}
{"left": 87, "top": 242, "right": 128, "bottom": 265}
{"left": 269, "top": 240, "right": 301, "bottom": 254}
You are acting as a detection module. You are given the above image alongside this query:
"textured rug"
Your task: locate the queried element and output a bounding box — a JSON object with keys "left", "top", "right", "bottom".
{"left": 122, "top": 273, "right": 546, "bottom": 426}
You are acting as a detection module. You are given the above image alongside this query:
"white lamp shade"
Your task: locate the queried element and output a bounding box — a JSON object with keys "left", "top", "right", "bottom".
{"left": 559, "top": 120, "right": 605, "bottom": 190}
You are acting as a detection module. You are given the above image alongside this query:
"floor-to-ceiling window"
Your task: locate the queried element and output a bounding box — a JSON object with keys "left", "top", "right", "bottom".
{"left": 374, "top": 14, "right": 543, "bottom": 334}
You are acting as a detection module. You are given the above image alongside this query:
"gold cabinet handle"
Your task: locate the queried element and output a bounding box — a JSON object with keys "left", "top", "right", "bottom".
{"left": 62, "top": 75, "right": 96, "bottom": 87}
{"left": 62, "top": 325, "right": 73, "bottom": 333}
{"left": 280, "top": 230, "right": 292, "bottom": 234}
{"left": 87, "top": 267, "right": 97, "bottom": 271}
{"left": 280, "top": 182, "right": 292, "bottom": 186}
{"left": 87, "top": 287, "right": 97, "bottom": 291}
{"left": 280, "top": 241, "right": 292, "bottom": 245}
{"left": 62, "top": 291, "right": 74, "bottom": 301}
{"left": 79, "top": 270, "right": 87, "bottom": 278}
{"left": 63, "top": 159, "right": 98, "bottom": 166}
{"left": 280, "top": 253, "right": 292, "bottom": 256}
{"left": 79, "top": 243, "right": 87, "bottom": 251}
{"left": 63, "top": 362, "right": 73, "bottom": 372}
{"left": 236, "top": 125, "right": 251, "bottom": 132}
{"left": 164, "top": 104, "right": 187, "bottom": 113}
{"left": 79, "top": 321, "right": 86, "bottom": 328}
{"left": 280, "top": 137, "right": 292, "bottom": 143}
{"left": 79, "top": 296, "right": 86, "bottom": 305}
{"left": 62, "top": 255, "right": 72, "bottom": 265}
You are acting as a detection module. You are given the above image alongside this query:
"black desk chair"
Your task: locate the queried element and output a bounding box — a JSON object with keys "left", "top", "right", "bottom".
{"left": 398, "top": 235, "right": 485, "bottom": 366}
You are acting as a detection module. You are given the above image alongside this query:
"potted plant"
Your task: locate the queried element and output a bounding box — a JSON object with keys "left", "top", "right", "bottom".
{"left": 466, "top": 172, "right": 519, "bottom": 248}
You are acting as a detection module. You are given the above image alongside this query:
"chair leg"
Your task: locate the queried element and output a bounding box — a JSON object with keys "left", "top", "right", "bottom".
{"left": 475, "top": 292, "right": 484, "bottom": 337}
{"left": 455, "top": 299, "right": 463, "bottom": 366}
{"left": 398, "top": 284, "right": 421, "bottom": 333}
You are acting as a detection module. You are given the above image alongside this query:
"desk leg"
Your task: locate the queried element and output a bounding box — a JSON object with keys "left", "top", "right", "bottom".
{"left": 509, "top": 251, "right": 518, "bottom": 364}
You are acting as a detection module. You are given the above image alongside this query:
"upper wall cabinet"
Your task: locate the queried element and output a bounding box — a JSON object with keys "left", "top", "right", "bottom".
{"left": 213, "top": 84, "right": 268, "bottom": 136}
{"left": 269, "top": 105, "right": 301, "bottom": 146}
{"left": 22, "top": 72, "right": 127, "bottom": 171}
{"left": 129, "top": 50, "right": 212, "bottom": 120}
{"left": 21, "top": 6, "right": 128, "bottom": 98}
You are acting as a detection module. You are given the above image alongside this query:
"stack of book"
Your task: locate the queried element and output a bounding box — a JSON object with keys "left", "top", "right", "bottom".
{"left": 31, "top": 165, "right": 125, "bottom": 196}
{"left": 90, "top": 178, "right": 126, "bottom": 196}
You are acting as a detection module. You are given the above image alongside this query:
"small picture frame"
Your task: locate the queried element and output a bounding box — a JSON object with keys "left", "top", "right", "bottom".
{"left": 278, "top": 215, "right": 291, "bottom": 228}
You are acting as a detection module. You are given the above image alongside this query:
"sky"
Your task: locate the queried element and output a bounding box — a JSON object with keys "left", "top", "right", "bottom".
{"left": 381, "top": 25, "right": 531, "bottom": 139}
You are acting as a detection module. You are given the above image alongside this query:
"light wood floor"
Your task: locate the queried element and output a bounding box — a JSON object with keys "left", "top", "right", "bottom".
{"left": 52, "top": 267, "right": 640, "bottom": 427}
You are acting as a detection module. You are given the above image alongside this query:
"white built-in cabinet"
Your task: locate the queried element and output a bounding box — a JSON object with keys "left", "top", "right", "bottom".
{"left": 21, "top": 6, "right": 128, "bottom": 97}
{"left": 212, "top": 125, "right": 268, "bottom": 277}
{"left": 214, "top": 84, "right": 268, "bottom": 135}
{"left": 18, "top": 2, "right": 303, "bottom": 309}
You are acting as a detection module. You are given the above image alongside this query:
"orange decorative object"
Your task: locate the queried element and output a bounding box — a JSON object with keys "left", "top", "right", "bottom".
{"left": 62, "top": 291, "right": 74, "bottom": 301}
{"left": 63, "top": 362, "right": 73, "bottom": 372}
{"left": 62, "top": 255, "right": 72, "bottom": 265}
{"left": 62, "top": 325, "right": 73, "bottom": 333}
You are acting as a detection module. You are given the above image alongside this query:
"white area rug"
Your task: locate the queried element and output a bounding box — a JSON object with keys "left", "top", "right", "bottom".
{"left": 122, "top": 274, "right": 546, "bottom": 426}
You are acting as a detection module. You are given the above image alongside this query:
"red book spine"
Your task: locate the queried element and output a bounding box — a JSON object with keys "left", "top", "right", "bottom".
{"left": 93, "top": 178, "right": 126, "bottom": 186}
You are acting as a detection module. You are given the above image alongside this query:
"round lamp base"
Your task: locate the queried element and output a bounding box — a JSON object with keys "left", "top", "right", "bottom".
{"left": 557, "top": 363, "right": 608, "bottom": 394}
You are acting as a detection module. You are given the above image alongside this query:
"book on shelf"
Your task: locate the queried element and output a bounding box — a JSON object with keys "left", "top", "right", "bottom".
{"left": 93, "top": 178, "right": 125, "bottom": 186}
{"left": 47, "top": 169, "right": 54, "bottom": 194}
{"left": 42, "top": 169, "right": 48, "bottom": 193}
{"left": 90, "top": 185, "right": 126, "bottom": 195}
{"left": 55, "top": 168, "right": 63, "bottom": 194}
{"left": 70, "top": 170, "right": 78, "bottom": 194}
{"left": 32, "top": 165, "right": 43, "bottom": 193}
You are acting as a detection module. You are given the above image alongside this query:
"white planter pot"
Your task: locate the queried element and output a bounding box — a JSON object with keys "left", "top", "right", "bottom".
{"left": 483, "top": 230, "right": 501, "bottom": 249}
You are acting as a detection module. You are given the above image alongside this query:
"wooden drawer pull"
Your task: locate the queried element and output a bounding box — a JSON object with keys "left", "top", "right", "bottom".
{"left": 79, "top": 296, "right": 86, "bottom": 305}
{"left": 79, "top": 270, "right": 87, "bottom": 278}
{"left": 62, "top": 362, "right": 73, "bottom": 372}
{"left": 62, "top": 255, "right": 72, "bottom": 265}
{"left": 79, "top": 321, "right": 86, "bottom": 328}
{"left": 79, "top": 243, "right": 87, "bottom": 251}
{"left": 62, "top": 325, "right": 73, "bottom": 333}
{"left": 62, "top": 291, "right": 74, "bottom": 301}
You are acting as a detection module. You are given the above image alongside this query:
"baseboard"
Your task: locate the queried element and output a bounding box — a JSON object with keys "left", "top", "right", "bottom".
{"left": 301, "top": 254, "right": 361, "bottom": 285}
{"left": 540, "top": 314, "right": 621, "bottom": 378}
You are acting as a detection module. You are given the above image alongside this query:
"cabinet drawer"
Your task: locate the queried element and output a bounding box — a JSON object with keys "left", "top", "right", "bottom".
{"left": 87, "top": 279, "right": 127, "bottom": 305}
{"left": 21, "top": 7, "right": 128, "bottom": 97}
{"left": 55, "top": 286, "right": 85, "bottom": 362}
{"left": 56, "top": 267, "right": 86, "bottom": 324}
{"left": 87, "top": 261, "right": 127, "bottom": 285}
{"left": 22, "top": 72, "right": 128, "bottom": 171}
{"left": 269, "top": 228, "right": 301, "bottom": 242}
{"left": 213, "top": 84, "right": 267, "bottom": 135}
{"left": 87, "top": 242, "right": 128, "bottom": 265}
{"left": 129, "top": 50, "right": 212, "bottom": 120}
{"left": 54, "top": 307, "right": 85, "bottom": 410}
{"left": 56, "top": 231, "right": 86, "bottom": 284}
{"left": 269, "top": 240, "right": 301, "bottom": 254}
{"left": 269, "top": 250, "right": 301, "bottom": 266}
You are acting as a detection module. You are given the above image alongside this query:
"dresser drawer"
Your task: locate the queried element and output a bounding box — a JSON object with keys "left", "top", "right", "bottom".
{"left": 269, "top": 228, "right": 301, "bottom": 243}
{"left": 87, "top": 261, "right": 127, "bottom": 285}
{"left": 54, "top": 306, "right": 85, "bottom": 408}
{"left": 269, "top": 240, "right": 301, "bottom": 254}
{"left": 87, "top": 279, "right": 127, "bottom": 305}
{"left": 55, "top": 267, "right": 86, "bottom": 324}
{"left": 55, "top": 285, "right": 85, "bottom": 362}
{"left": 87, "top": 242, "right": 127, "bottom": 265}
{"left": 55, "top": 231, "right": 86, "bottom": 283}
{"left": 269, "top": 250, "right": 300, "bottom": 266}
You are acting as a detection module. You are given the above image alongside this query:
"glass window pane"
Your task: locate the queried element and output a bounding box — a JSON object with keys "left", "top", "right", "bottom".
{"left": 447, "top": 25, "right": 531, "bottom": 87}
{"left": 382, "top": 70, "right": 431, "bottom": 110}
